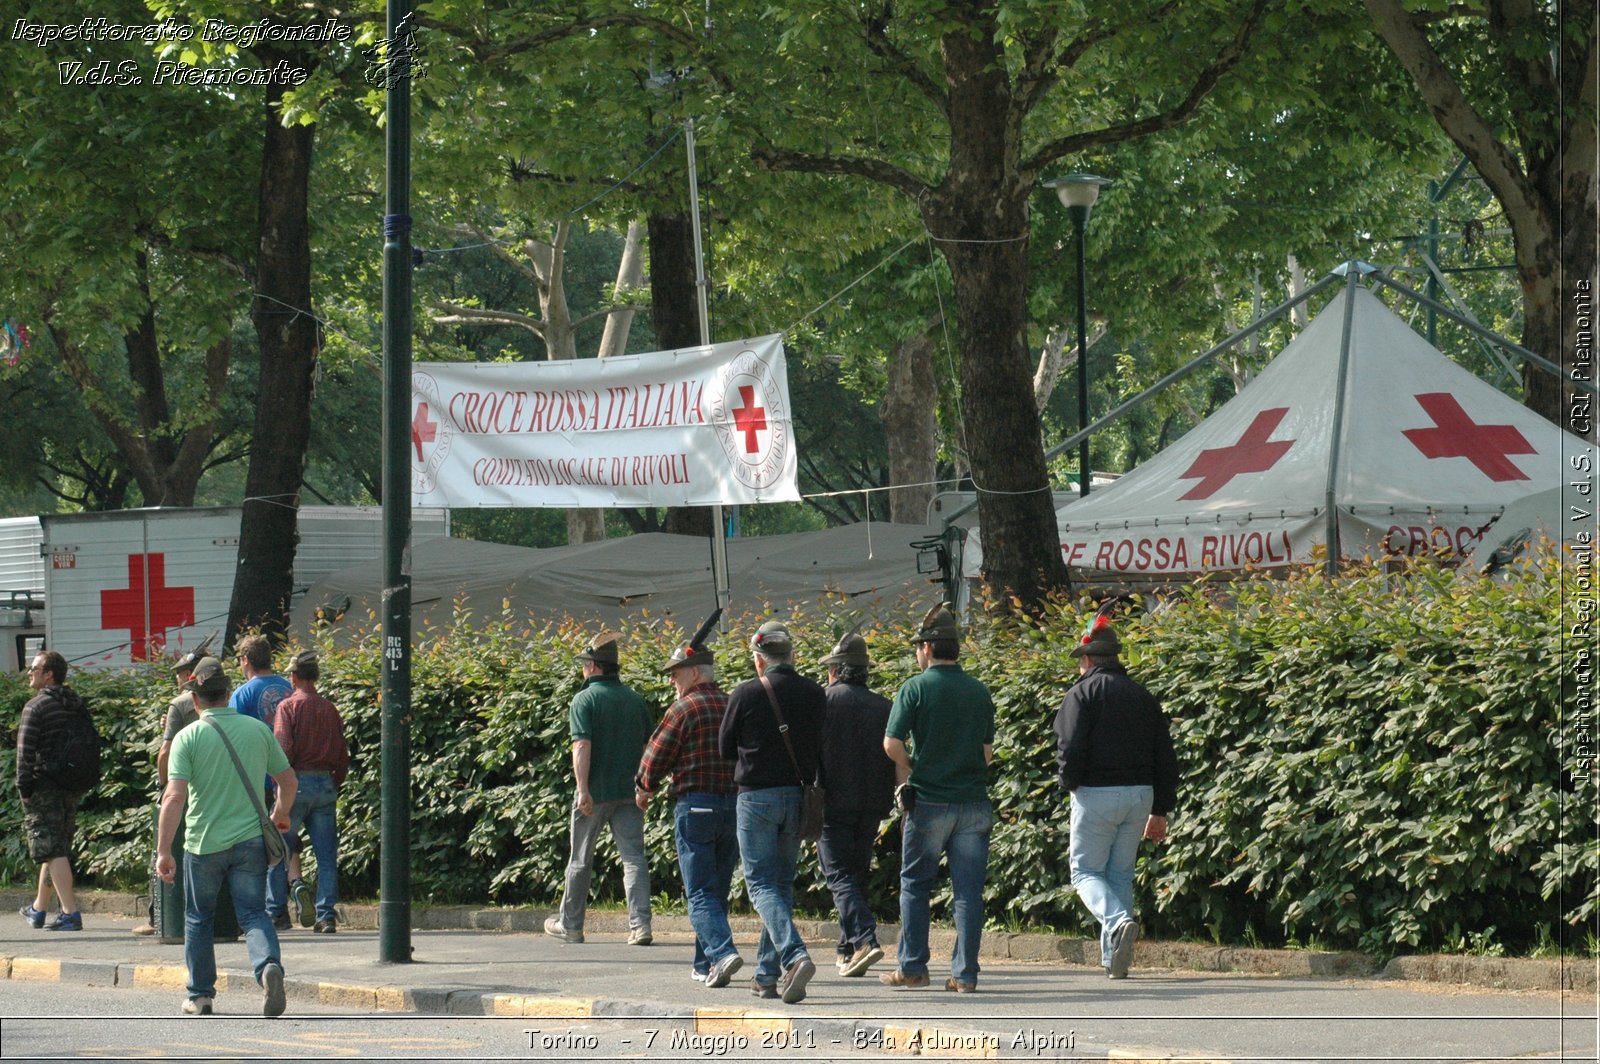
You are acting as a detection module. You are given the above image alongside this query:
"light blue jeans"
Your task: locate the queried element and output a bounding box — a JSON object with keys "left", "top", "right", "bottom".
{"left": 897, "top": 799, "right": 992, "bottom": 985}
{"left": 183, "top": 836, "right": 280, "bottom": 1000}
{"left": 736, "top": 787, "right": 809, "bottom": 985}
{"left": 1069, "top": 785, "right": 1152, "bottom": 965}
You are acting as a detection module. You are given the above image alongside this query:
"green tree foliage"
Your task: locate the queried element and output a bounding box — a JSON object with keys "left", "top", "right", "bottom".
{"left": 5, "top": 553, "right": 1584, "bottom": 954}
{"left": 0, "top": 0, "right": 259, "bottom": 507}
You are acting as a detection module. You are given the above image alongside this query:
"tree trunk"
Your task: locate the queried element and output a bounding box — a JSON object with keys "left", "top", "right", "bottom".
{"left": 1516, "top": 227, "right": 1596, "bottom": 440}
{"left": 598, "top": 220, "right": 645, "bottom": 358}
{"left": 921, "top": 27, "right": 1069, "bottom": 608}
{"left": 227, "top": 80, "right": 317, "bottom": 650}
{"left": 649, "top": 209, "right": 715, "bottom": 537}
{"left": 881, "top": 332, "right": 939, "bottom": 524}
{"left": 526, "top": 223, "right": 607, "bottom": 544}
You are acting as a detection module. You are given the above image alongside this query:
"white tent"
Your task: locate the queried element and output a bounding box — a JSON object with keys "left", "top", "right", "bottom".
{"left": 1045, "top": 282, "right": 1585, "bottom": 581}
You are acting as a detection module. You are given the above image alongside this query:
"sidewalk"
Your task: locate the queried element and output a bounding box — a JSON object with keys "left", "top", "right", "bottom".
{"left": 1, "top": 890, "right": 1592, "bottom": 1063}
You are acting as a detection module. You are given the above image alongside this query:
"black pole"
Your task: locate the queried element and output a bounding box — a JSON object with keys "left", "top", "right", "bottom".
{"left": 379, "top": 0, "right": 414, "bottom": 965}
{"left": 1071, "top": 207, "right": 1091, "bottom": 497}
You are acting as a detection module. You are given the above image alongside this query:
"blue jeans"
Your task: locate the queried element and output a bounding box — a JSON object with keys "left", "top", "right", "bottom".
{"left": 265, "top": 772, "right": 339, "bottom": 922}
{"left": 183, "top": 836, "right": 281, "bottom": 1000}
{"left": 736, "top": 787, "right": 809, "bottom": 984}
{"left": 1069, "top": 785, "right": 1151, "bottom": 965}
{"left": 897, "top": 799, "right": 992, "bottom": 985}
{"left": 674, "top": 793, "right": 739, "bottom": 976}
{"left": 818, "top": 809, "right": 882, "bottom": 957}
{"left": 560, "top": 797, "right": 651, "bottom": 933}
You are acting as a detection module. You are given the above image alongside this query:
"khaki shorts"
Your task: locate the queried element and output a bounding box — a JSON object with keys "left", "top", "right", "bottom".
{"left": 23, "top": 789, "right": 81, "bottom": 862}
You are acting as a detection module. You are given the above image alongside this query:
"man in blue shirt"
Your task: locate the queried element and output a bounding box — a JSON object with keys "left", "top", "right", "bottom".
{"left": 229, "top": 635, "right": 297, "bottom": 928}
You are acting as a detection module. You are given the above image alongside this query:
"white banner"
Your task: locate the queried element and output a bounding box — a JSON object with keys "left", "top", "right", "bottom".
{"left": 410, "top": 336, "right": 798, "bottom": 508}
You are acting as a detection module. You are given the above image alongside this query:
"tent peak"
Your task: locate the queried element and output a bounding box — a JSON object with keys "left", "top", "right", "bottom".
{"left": 1332, "top": 260, "right": 1379, "bottom": 278}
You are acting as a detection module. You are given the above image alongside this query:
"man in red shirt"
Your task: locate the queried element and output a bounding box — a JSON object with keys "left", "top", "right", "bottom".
{"left": 634, "top": 638, "right": 742, "bottom": 990}
{"left": 271, "top": 651, "right": 349, "bottom": 934}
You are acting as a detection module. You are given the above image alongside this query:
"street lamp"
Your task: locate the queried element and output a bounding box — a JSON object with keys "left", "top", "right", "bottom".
{"left": 1043, "top": 174, "right": 1111, "bottom": 496}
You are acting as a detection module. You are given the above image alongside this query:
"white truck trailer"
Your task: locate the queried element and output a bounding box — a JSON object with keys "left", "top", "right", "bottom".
{"left": 0, "top": 506, "right": 447, "bottom": 672}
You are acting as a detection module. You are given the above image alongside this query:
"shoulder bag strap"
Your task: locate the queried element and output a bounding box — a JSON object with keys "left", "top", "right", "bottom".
{"left": 759, "top": 674, "right": 808, "bottom": 786}
{"left": 199, "top": 715, "right": 277, "bottom": 833}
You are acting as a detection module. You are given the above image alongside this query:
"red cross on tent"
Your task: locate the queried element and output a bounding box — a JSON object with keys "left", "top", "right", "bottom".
{"left": 731, "top": 385, "right": 768, "bottom": 455}
{"left": 1401, "top": 392, "right": 1534, "bottom": 482}
{"left": 1175, "top": 407, "right": 1297, "bottom": 500}
{"left": 411, "top": 401, "right": 438, "bottom": 462}
{"left": 101, "top": 553, "right": 195, "bottom": 662}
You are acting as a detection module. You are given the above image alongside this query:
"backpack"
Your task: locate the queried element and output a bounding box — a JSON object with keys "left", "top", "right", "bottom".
{"left": 42, "top": 699, "right": 103, "bottom": 792}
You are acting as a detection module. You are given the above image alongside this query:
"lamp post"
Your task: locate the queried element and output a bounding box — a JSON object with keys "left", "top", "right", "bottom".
{"left": 1043, "top": 174, "right": 1110, "bottom": 496}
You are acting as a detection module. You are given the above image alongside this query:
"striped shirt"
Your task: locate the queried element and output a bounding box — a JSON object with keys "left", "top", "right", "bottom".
{"left": 636, "top": 682, "right": 735, "bottom": 799}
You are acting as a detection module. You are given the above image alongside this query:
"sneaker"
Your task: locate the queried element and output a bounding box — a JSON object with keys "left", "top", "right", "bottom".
{"left": 261, "top": 962, "right": 286, "bottom": 1018}
{"left": 543, "top": 915, "right": 583, "bottom": 943}
{"left": 132, "top": 922, "right": 156, "bottom": 937}
{"left": 705, "top": 952, "right": 744, "bottom": 989}
{"left": 1108, "top": 919, "right": 1140, "bottom": 979}
{"left": 690, "top": 968, "right": 709, "bottom": 983}
{"left": 290, "top": 879, "right": 315, "bottom": 928}
{"left": 19, "top": 904, "right": 44, "bottom": 929}
{"left": 835, "top": 954, "right": 852, "bottom": 975}
{"left": 627, "top": 926, "right": 653, "bottom": 946}
{"left": 749, "top": 978, "right": 778, "bottom": 999}
{"left": 272, "top": 911, "right": 292, "bottom": 932}
{"left": 780, "top": 956, "right": 815, "bottom": 1004}
{"left": 313, "top": 918, "right": 337, "bottom": 934}
{"left": 878, "top": 969, "right": 930, "bottom": 988}
{"left": 944, "top": 977, "right": 977, "bottom": 993}
{"left": 841, "top": 944, "right": 883, "bottom": 978}
{"left": 44, "top": 911, "right": 82, "bottom": 931}
{"left": 181, "top": 996, "right": 213, "bottom": 1015}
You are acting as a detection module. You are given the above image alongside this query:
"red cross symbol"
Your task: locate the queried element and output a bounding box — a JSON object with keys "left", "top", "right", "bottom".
{"left": 100, "top": 554, "right": 195, "bottom": 662}
{"left": 1177, "top": 407, "right": 1296, "bottom": 500}
{"left": 411, "top": 402, "right": 438, "bottom": 462}
{"left": 731, "top": 385, "right": 768, "bottom": 455}
{"left": 1402, "top": 393, "right": 1534, "bottom": 482}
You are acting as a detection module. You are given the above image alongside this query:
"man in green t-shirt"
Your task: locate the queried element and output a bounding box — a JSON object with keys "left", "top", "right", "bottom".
{"left": 156, "top": 657, "right": 297, "bottom": 1019}
{"left": 881, "top": 605, "right": 995, "bottom": 994}
{"left": 545, "top": 632, "right": 655, "bottom": 946}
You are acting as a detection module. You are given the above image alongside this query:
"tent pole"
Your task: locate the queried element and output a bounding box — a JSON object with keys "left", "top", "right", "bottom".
{"left": 1369, "top": 271, "right": 1597, "bottom": 396}
{"left": 1323, "top": 267, "right": 1365, "bottom": 576}
{"left": 685, "top": 116, "right": 732, "bottom": 616}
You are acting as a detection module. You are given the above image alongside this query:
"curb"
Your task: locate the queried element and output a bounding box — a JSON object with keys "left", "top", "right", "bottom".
{"left": 20, "top": 888, "right": 1595, "bottom": 995}
{"left": 0, "top": 952, "right": 1060, "bottom": 1059}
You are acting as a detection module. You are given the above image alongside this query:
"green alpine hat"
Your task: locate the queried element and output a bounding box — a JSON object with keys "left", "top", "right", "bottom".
{"left": 579, "top": 631, "right": 621, "bottom": 667}
{"left": 913, "top": 604, "right": 960, "bottom": 644}
{"left": 820, "top": 631, "right": 869, "bottom": 667}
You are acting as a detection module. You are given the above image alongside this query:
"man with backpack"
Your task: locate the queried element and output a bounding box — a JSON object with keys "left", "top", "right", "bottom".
{"left": 16, "top": 650, "right": 100, "bottom": 932}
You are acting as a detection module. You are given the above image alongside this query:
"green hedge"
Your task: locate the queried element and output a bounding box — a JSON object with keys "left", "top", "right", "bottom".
{"left": 1, "top": 552, "right": 1589, "bottom": 955}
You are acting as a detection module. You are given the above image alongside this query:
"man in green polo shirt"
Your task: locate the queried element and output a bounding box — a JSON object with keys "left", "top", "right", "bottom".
{"left": 156, "top": 656, "right": 297, "bottom": 1018}
{"left": 880, "top": 605, "right": 995, "bottom": 993}
{"left": 545, "top": 632, "right": 655, "bottom": 946}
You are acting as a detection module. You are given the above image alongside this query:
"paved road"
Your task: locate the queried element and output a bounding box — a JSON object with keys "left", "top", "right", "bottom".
{"left": 0, "top": 910, "right": 1591, "bottom": 1062}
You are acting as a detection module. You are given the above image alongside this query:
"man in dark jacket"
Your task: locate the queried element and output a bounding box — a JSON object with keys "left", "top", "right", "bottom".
{"left": 719, "top": 620, "right": 826, "bottom": 1004}
{"left": 816, "top": 631, "right": 895, "bottom": 979}
{"left": 16, "top": 650, "right": 88, "bottom": 931}
{"left": 1053, "top": 621, "right": 1179, "bottom": 980}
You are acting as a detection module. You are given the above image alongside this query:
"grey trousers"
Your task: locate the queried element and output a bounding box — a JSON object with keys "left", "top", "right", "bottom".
{"left": 558, "top": 797, "right": 652, "bottom": 932}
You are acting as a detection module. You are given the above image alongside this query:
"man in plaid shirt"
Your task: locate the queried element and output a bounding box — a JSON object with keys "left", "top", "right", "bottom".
{"left": 635, "top": 640, "right": 742, "bottom": 989}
